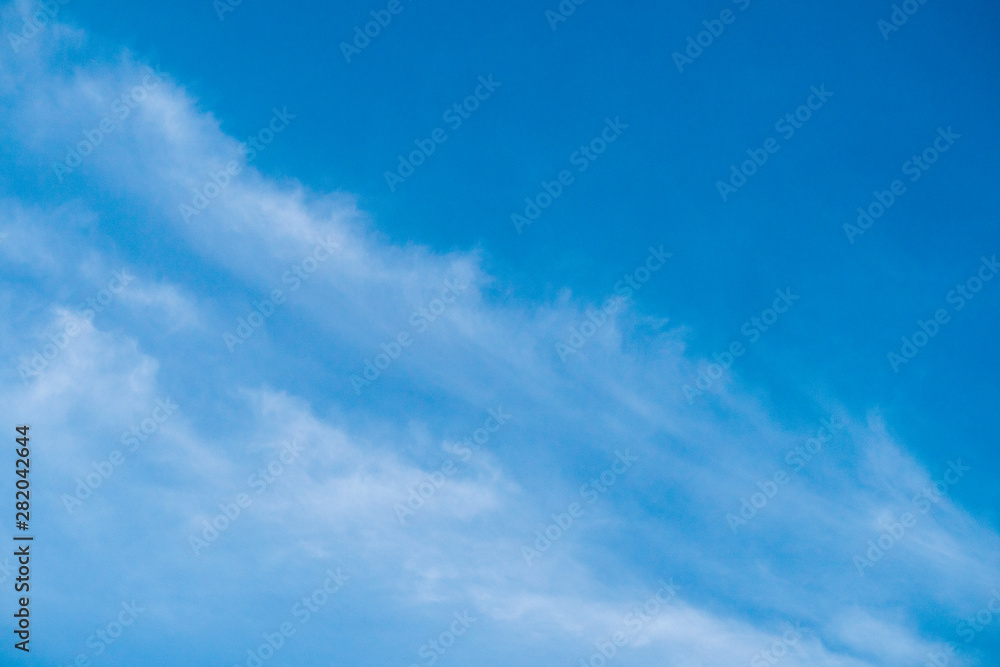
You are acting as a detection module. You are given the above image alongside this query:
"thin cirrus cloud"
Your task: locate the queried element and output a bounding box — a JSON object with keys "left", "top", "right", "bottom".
{"left": 0, "top": 3, "right": 995, "bottom": 666}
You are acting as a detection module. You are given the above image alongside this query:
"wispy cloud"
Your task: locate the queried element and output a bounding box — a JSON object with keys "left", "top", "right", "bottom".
{"left": 0, "top": 5, "right": 996, "bottom": 666}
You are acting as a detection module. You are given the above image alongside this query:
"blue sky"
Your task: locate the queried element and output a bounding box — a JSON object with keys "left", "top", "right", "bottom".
{"left": 1, "top": 0, "right": 999, "bottom": 664}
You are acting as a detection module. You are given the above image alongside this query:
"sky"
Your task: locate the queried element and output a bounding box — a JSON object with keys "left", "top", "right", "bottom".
{"left": 0, "top": 0, "right": 999, "bottom": 665}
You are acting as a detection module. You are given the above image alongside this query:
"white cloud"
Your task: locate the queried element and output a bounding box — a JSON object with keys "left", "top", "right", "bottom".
{"left": 1, "top": 10, "right": 998, "bottom": 665}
